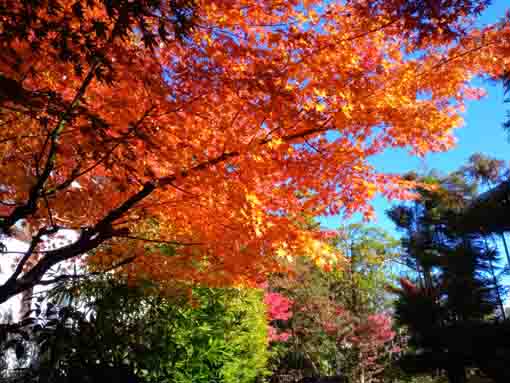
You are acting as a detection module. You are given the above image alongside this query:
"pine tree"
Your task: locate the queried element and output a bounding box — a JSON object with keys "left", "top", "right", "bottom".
{"left": 388, "top": 170, "right": 504, "bottom": 383}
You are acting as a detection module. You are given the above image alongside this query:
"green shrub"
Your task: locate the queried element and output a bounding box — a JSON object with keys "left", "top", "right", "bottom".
{"left": 141, "top": 287, "right": 270, "bottom": 383}
{"left": 3, "top": 280, "right": 270, "bottom": 383}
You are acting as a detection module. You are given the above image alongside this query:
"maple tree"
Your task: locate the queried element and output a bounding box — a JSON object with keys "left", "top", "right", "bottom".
{"left": 0, "top": 0, "right": 510, "bottom": 304}
{"left": 267, "top": 249, "right": 398, "bottom": 383}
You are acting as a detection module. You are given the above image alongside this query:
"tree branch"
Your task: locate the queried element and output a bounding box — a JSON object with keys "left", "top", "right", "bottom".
{"left": 45, "top": 106, "right": 156, "bottom": 197}
{"left": 0, "top": 64, "right": 99, "bottom": 233}
{"left": 38, "top": 255, "right": 137, "bottom": 286}
{"left": 0, "top": 227, "right": 111, "bottom": 304}
{"left": 4, "top": 225, "right": 58, "bottom": 286}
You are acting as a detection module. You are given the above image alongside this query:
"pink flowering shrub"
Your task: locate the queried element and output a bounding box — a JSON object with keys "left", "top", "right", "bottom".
{"left": 366, "top": 314, "right": 395, "bottom": 343}
{"left": 268, "top": 327, "right": 292, "bottom": 342}
{"left": 350, "top": 313, "right": 395, "bottom": 345}
{"left": 264, "top": 292, "right": 293, "bottom": 321}
{"left": 264, "top": 291, "right": 293, "bottom": 342}
{"left": 341, "top": 312, "right": 397, "bottom": 380}
{"left": 289, "top": 294, "right": 397, "bottom": 378}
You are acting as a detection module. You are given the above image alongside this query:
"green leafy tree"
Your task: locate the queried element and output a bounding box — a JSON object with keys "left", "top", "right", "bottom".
{"left": 331, "top": 224, "right": 401, "bottom": 315}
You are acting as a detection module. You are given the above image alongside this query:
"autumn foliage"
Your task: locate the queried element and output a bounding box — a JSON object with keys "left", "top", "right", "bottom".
{"left": 266, "top": 259, "right": 397, "bottom": 381}
{"left": 0, "top": 0, "right": 509, "bottom": 302}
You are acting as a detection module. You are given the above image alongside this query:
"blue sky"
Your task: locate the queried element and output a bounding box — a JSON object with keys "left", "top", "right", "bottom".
{"left": 320, "top": 1, "right": 510, "bottom": 236}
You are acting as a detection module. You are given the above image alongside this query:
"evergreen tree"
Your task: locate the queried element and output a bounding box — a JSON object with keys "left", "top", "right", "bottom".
{"left": 388, "top": 170, "right": 505, "bottom": 383}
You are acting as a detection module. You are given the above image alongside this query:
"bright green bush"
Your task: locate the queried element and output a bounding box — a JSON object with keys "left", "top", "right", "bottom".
{"left": 141, "top": 287, "right": 270, "bottom": 383}
{"left": 3, "top": 280, "right": 270, "bottom": 383}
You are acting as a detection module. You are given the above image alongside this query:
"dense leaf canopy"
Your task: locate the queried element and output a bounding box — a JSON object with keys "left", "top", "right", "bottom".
{"left": 0, "top": 0, "right": 509, "bottom": 302}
